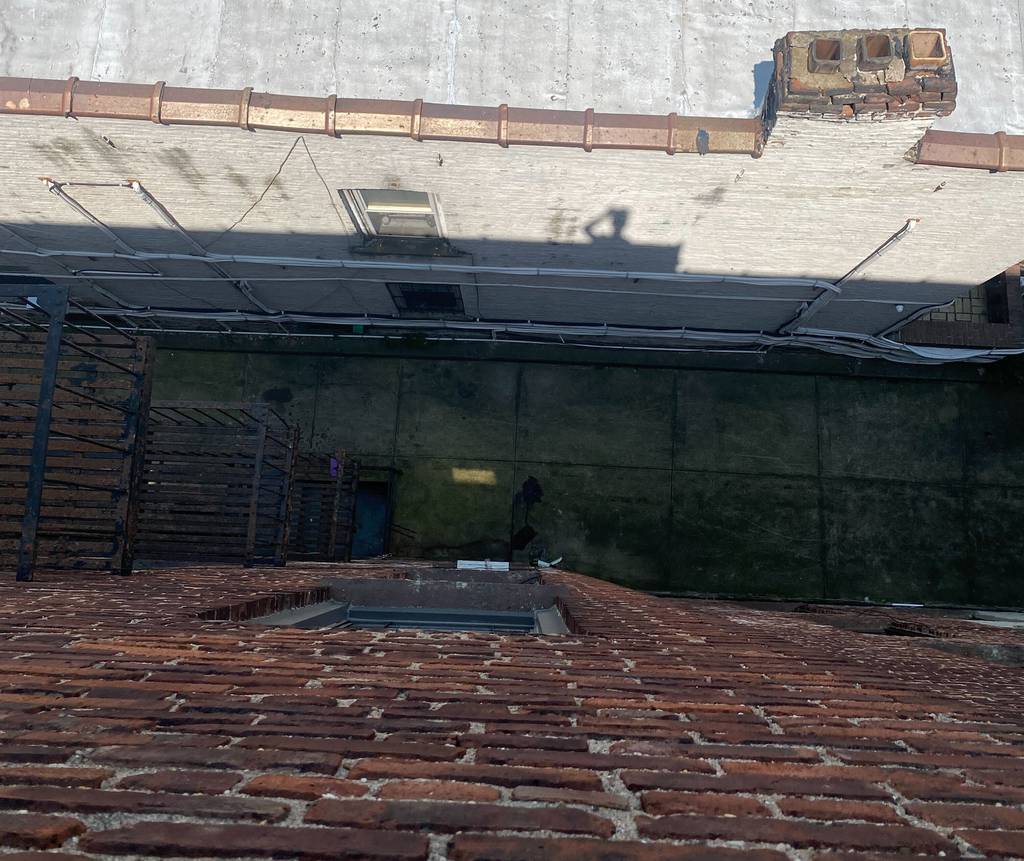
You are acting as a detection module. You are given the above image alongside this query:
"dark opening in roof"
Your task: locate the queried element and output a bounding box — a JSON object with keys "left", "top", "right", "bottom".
{"left": 388, "top": 282, "right": 464, "bottom": 316}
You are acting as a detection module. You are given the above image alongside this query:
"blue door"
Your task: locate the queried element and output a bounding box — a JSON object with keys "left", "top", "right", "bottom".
{"left": 351, "top": 483, "right": 389, "bottom": 558}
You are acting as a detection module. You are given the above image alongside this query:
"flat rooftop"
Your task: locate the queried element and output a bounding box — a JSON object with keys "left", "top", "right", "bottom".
{"left": 2, "top": 1, "right": 1022, "bottom": 134}
{"left": 0, "top": 561, "right": 1022, "bottom": 858}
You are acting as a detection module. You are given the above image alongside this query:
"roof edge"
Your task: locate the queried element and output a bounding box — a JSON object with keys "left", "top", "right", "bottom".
{"left": 2, "top": 76, "right": 1020, "bottom": 171}
{"left": 0, "top": 76, "right": 765, "bottom": 157}
{"left": 918, "top": 129, "right": 1024, "bottom": 171}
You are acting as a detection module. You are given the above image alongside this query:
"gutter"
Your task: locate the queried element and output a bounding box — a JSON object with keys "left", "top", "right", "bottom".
{"left": 0, "top": 76, "right": 764, "bottom": 157}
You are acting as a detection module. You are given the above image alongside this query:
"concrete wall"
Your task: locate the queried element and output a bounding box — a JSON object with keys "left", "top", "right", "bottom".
{"left": 153, "top": 344, "right": 1024, "bottom": 607}
{"left": 3, "top": 110, "right": 1024, "bottom": 338}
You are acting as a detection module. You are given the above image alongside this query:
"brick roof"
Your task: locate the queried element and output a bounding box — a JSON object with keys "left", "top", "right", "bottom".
{"left": 0, "top": 563, "right": 1022, "bottom": 859}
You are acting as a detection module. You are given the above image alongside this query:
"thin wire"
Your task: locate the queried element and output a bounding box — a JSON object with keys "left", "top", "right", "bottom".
{"left": 0, "top": 270, "right": 939, "bottom": 307}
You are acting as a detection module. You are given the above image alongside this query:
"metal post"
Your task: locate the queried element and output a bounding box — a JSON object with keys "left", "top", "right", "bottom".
{"left": 273, "top": 426, "right": 299, "bottom": 566}
{"left": 327, "top": 451, "right": 344, "bottom": 562}
{"left": 115, "top": 338, "right": 154, "bottom": 575}
{"left": 244, "top": 409, "right": 269, "bottom": 567}
{"left": 16, "top": 286, "right": 69, "bottom": 581}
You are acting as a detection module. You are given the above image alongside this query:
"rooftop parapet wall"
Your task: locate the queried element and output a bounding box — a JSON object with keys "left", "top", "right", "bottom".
{"left": 0, "top": 77, "right": 764, "bottom": 157}
{"left": 771, "top": 29, "right": 957, "bottom": 122}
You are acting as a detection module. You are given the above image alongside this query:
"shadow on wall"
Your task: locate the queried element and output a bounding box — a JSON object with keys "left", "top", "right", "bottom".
{"left": 0, "top": 217, "right": 706, "bottom": 328}
{"left": 0, "top": 219, "right": 994, "bottom": 338}
{"left": 752, "top": 60, "right": 775, "bottom": 113}
{"left": 7, "top": 206, "right": 1024, "bottom": 607}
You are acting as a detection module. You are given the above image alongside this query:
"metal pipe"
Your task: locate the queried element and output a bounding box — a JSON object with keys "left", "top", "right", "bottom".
{"left": 16, "top": 286, "right": 67, "bottom": 581}
{"left": 777, "top": 219, "right": 919, "bottom": 335}
{"left": 72, "top": 320, "right": 1019, "bottom": 364}
{"left": 80, "top": 303, "right": 1024, "bottom": 364}
{"left": 0, "top": 266, "right": 942, "bottom": 306}
{"left": 128, "top": 181, "right": 276, "bottom": 314}
{"left": 0, "top": 303, "right": 48, "bottom": 331}
{"left": 43, "top": 180, "right": 143, "bottom": 259}
{"left": 40, "top": 181, "right": 162, "bottom": 284}
{"left": 25, "top": 298, "right": 131, "bottom": 349}
{"left": 0, "top": 245, "right": 841, "bottom": 295}
{"left": 0, "top": 222, "right": 142, "bottom": 310}
{"left": 0, "top": 319, "right": 29, "bottom": 339}
{"left": 66, "top": 298, "right": 139, "bottom": 344}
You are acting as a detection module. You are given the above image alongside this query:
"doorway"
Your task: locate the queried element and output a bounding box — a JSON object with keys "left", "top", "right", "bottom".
{"left": 351, "top": 481, "right": 390, "bottom": 558}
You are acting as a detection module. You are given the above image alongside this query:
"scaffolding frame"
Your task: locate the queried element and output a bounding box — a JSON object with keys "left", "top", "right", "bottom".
{"left": 0, "top": 285, "right": 154, "bottom": 580}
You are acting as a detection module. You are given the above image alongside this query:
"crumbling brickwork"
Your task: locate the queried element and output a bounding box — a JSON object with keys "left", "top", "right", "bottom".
{"left": 771, "top": 29, "right": 957, "bottom": 121}
{"left": 0, "top": 562, "right": 1021, "bottom": 858}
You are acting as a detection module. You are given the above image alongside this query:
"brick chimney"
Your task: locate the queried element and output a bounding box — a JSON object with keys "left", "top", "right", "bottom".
{"left": 768, "top": 29, "right": 957, "bottom": 122}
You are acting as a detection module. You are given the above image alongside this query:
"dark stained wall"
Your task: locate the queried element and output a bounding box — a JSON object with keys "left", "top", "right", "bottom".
{"left": 152, "top": 344, "right": 1024, "bottom": 607}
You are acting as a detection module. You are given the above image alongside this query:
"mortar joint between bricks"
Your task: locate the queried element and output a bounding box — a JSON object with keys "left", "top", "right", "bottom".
{"left": 596, "top": 772, "right": 641, "bottom": 839}
{"left": 813, "top": 746, "right": 844, "bottom": 766}
{"left": 427, "top": 833, "right": 451, "bottom": 861}
{"left": 885, "top": 783, "right": 987, "bottom": 859}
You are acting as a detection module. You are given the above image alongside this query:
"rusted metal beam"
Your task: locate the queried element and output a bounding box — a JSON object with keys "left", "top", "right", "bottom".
{"left": 0, "top": 76, "right": 765, "bottom": 157}
{"left": 10, "top": 285, "right": 68, "bottom": 581}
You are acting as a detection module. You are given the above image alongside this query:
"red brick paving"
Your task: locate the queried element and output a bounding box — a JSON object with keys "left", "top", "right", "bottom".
{"left": 0, "top": 562, "right": 1020, "bottom": 859}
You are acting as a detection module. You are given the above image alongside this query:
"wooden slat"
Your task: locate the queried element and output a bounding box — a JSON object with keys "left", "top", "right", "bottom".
{"left": 0, "top": 327, "right": 153, "bottom": 576}
{"left": 135, "top": 399, "right": 296, "bottom": 566}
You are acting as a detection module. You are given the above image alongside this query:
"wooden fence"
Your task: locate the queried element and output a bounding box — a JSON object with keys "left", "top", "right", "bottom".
{"left": 0, "top": 285, "right": 154, "bottom": 579}
{"left": 287, "top": 452, "right": 359, "bottom": 562}
{"left": 135, "top": 402, "right": 297, "bottom": 567}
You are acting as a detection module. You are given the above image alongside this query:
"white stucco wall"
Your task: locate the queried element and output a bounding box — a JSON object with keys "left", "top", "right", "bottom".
{"left": 0, "top": 106, "right": 1023, "bottom": 337}
{"left": 0, "top": 0, "right": 1021, "bottom": 134}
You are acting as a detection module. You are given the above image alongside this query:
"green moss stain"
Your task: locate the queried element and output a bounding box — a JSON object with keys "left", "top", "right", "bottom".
{"left": 151, "top": 347, "right": 1024, "bottom": 606}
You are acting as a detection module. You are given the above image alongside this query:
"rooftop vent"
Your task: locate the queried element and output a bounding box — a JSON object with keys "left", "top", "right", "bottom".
{"left": 808, "top": 38, "right": 842, "bottom": 73}
{"left": 858, "top": 33, "right": 895, "bottom": 71}
{"left": 906, "top": 30, "right": 948, "bottom": 71}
